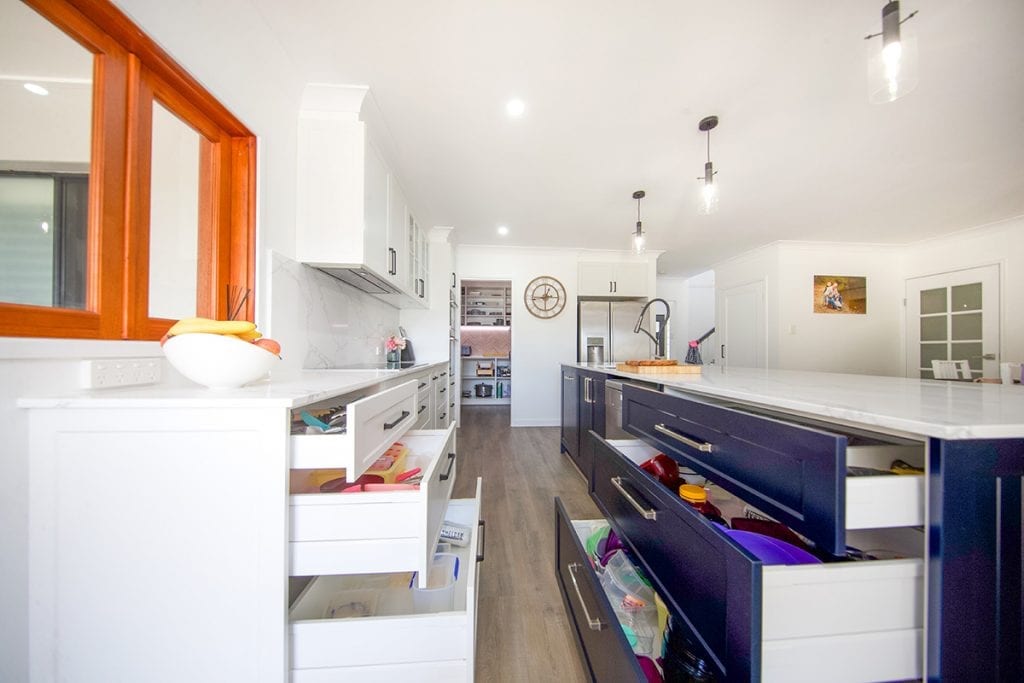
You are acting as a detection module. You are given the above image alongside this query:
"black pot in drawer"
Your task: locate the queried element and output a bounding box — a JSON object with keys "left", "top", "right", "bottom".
{"left": 590, "top": 435, "right": 924, "bottom": 683}
{"left": 554, "top": 498, "right": 646, "bottom": 683}
{"left": 623, "top": 384, "right": 847, "bottom": 555}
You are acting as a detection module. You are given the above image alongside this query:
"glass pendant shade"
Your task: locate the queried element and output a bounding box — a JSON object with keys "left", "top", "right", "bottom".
{"left": 698, "top": 161, "right": 719, "bottom": 215}
{"left": 633, "top": 224, "right": 646, "bottom": 255}
{"left": 867, "top": 1, "right": 919, "bottom": 103}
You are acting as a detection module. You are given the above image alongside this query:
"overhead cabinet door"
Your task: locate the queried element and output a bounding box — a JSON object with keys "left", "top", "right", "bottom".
{"left": 578, "top": 262, "right": 648, "bottom": 297}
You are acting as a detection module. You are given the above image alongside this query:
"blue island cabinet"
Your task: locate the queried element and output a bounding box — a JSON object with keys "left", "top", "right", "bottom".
{"left": 555, "top": 365, "right": 1024, "bottom": 682}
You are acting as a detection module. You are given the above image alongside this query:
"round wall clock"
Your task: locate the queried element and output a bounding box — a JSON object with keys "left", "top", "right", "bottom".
{"left": 524, "top": 276, "right": 566, "bottom": 319}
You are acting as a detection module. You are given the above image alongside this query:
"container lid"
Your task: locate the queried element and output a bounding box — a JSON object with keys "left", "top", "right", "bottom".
{"left": 678, "top": 484, "right": 707, "bottom": 503}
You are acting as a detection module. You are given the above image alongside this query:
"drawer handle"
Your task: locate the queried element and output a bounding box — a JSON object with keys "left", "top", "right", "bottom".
{"left": 654, "top": 423, "right": 714, "bottom": 453}
{"left": 419, "top": 382, "right": 427, "bottom": 389}
{"left": 383, "top": 410, "right": 411, "bottom": 430}
{"left": 611, "top": 476, "right": 658, "bottom": 520}
{"left": 439, "top": 387, "right": 447, "bottom": 393}
{"left": 567, "top": 563, "right": 604, "bottom": 631}
{"left": 418, "top": 405, "right": 427, "bottom": 415}
{"left": 476, "top": 520, "right": 486, "bottom": 563}
{"left": 439, "top": 452, "right": 456, "bottom": 481}
{"left": 564, "top": 375, "right": 575, "bottom": 381}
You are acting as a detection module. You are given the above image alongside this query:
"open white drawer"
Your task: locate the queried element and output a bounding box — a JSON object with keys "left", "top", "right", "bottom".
{"left": 289, "top": 479, "right": 483, "bottom": 682}
{"left": 291, "top": 380, "right": 418, "bottom": 478}
{"left": 290, "top": 423, "right": 457, "bottom": 579}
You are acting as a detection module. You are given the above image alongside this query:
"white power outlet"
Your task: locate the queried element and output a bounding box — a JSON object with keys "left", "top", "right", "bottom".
{"left": 81, "top": 358, "right": 163, "bottom": 389}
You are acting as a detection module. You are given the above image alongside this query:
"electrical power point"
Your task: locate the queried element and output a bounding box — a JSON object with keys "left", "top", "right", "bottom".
{"left": 81, "top": 358, "right": 163, "bottom": 389}
{"left": 788, "top": 324, "right": 797, "bottom": 335}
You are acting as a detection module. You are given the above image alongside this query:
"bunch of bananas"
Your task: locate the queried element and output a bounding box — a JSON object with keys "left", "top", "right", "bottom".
{"left": 161, "top": 317, "right": 282, "bottom": 356}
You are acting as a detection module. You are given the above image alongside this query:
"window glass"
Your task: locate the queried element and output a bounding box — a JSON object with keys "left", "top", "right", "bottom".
{"left": 148, "top": 100, "right": 200, "bottom": 320}
{"left": 0, "top": 0, "right": 93, "bottom": 309}
{"left": 919, "top": 287, "right": 947, "bottom": 315}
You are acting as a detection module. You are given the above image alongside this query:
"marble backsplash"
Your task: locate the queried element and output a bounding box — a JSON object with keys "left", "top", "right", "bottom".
{"left": 270, "top": 252, "right": 400, "bottom": 369}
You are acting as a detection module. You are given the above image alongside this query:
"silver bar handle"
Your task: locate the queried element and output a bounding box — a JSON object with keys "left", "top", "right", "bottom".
{"left": 567, "top": 562, "right": 604, "bottom": 631}
{"left": 654, "top": 423, "right": 714, "bottom": 453}
{"left": 610, "top": 476, "right": 657, "bottom": 520}
{"left": 564, "top": 374, "right": 576, "bottom": 381}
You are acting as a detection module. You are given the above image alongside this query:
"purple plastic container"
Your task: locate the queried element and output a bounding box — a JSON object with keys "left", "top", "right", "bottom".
{"left": 723, "top": 528, "right": 821, "bottom": 565}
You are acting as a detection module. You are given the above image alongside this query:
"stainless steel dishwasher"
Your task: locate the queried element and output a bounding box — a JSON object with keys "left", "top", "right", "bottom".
{"left": 605, "top": 378, "right": 656, "bottom": 439}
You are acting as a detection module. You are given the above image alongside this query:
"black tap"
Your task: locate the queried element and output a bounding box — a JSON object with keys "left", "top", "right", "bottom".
{"left": 634, "top": 298, "right": 671, "bottom": 359}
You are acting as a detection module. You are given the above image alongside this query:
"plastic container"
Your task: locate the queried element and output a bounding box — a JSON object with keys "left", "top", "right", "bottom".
{"left": 603, "top": 550, "right": 655, "bottom": 610}
{"left": 410, "top": 553, "right": 460, "bottom": 613}
{"left": 678, "top": 484, "right": 726, "bottom": 524}
{"left": 721, "top": 528, "right": 821, "bottom": 565}
{"left": 364, "top": 443, "right": 408, "bottom": 483}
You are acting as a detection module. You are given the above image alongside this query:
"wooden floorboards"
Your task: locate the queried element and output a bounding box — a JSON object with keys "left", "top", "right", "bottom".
{"left": 451, "top": 405, "right": 601, "bottom": 683}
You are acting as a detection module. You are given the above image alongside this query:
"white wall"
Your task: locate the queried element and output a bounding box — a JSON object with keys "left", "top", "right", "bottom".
{"left": 710, "top": 216, "right": 1024, "bottom": 377}
{"left": 657, "top": 270, "right": 716, "bottom": 362}
{"left": 775, "top": 243, "right": 904, "bottom": 375}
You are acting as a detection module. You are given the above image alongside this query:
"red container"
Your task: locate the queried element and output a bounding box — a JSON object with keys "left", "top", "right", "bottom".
{"left": 639, "top": 453, "right": 680, "bottom": 490}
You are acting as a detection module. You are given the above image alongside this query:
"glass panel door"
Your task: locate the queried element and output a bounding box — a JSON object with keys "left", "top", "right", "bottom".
{"left": 906, "top": 265, "right": 1000, "bottom": 379}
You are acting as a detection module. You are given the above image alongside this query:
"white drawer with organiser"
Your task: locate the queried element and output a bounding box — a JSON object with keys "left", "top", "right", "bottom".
{"left": 290, "top": 379, "right": 418, "bottom": 477}
{"left": 289, "top": 480, "right": 483, "bottom": 682}
{"left": 290, "top": 423, "right": 458, "bottom": 579}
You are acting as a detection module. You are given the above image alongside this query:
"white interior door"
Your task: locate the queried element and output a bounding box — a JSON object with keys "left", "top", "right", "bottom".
{"left": 718, "top": 281, "right": 765, "bottom": 368}
{"left": 905, "top": 264, "right": 1000, "bottom": 379}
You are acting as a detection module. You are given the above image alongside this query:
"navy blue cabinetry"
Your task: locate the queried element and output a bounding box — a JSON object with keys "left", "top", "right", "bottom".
{"left": 561, "top": 365, "right": 606, "bottom": 482}
{"left": 561, "top": 368, "right": 579, "bottom": 462}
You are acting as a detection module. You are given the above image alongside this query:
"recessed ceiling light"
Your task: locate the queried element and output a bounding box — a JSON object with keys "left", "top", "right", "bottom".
{"left": 24, "top": 82, "right": 49, "bottom": 96}
{"left": 505, "top": 99, "right": 525, "bottom": 118}
{"left": 497, "top": 225, "right": 509, "bottom": 236}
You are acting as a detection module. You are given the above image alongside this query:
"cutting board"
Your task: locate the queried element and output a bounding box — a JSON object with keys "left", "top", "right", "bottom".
{"left": 615, "top": 363, "right": 702, "bottom": 374}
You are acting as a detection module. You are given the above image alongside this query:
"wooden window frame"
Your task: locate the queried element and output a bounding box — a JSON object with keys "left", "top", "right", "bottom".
{"left": 0, "top": 0, "right": 255, "bottom": 340}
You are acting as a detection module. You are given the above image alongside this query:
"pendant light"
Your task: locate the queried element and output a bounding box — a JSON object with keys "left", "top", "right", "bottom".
{"left": 631, "top": 190, "right": 646, "bottom": 255}
{"left": 864, "top": 1, "right": 919, "bottom": 103}
{"left": 697, "top": 115, "right": 719, "bottom": 215}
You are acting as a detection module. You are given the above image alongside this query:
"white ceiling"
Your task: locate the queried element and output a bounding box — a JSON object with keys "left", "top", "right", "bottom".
{"left": 12, "top": 1, "right": 1024, "bottom": 277}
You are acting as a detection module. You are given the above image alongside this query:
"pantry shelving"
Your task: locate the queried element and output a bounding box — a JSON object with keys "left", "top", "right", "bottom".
{"left": 460, "top": 283, "right": 511, "bottom": 327}
{"left": 460, "top": 356, "right": 511, "bottom": 406}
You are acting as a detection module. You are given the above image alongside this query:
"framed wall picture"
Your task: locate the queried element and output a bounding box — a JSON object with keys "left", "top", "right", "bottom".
{"left": 813, "top": 275, "right": 867, "bottom": 314}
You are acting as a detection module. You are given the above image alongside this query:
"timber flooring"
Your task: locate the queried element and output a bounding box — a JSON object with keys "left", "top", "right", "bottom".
{"left": 451, "top": 405, "right": 601, "bottom": 683}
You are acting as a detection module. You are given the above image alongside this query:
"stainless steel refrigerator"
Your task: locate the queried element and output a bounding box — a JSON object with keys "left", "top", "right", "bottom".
{"left": 577, "top": 298, "right": 655, "bottom": 363}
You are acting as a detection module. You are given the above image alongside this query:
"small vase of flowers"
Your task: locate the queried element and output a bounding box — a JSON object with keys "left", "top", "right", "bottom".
{"left": 385, "top": 334, "right": 406, "bottom": 365}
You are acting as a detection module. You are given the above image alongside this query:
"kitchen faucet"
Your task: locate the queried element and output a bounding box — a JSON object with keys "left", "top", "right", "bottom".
{"left": 634, "top": 298, "right": 671, "bottom": 359}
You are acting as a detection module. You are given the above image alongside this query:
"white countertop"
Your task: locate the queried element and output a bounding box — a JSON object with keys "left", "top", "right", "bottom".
{"left": 19, "top": 360, "right": 448, "bottom": 410}
{"left": 567, "top": 363, "right": 1024, "bottom": 440}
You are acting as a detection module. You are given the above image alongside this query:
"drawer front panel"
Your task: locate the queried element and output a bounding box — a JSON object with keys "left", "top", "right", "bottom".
{"left": 290, "top": 380, "right": 418, "bottom": 475}
{"left": 623, "top": 385, "right": 846, "bottom": 554}
{"left": 590, "top": 436, "right": 757, "bottom": 680}
{"left": 554, "top": 498, "right": 645, "bottom": 682}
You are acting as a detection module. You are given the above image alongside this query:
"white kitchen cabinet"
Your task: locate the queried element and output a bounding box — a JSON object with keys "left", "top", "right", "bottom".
{"left": 296, "top": 84, "right": 427, "bottom": 308}
{"left": 22, "top": 370, "right": 479, "bottom": 682}
{"left": 578, "top": 261, "right": 649, "bottom": 297}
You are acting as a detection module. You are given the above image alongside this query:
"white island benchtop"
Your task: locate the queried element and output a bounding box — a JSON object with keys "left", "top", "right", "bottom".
{"left": 566, "top": 363, "right": 1024, "bottom": 441}
{"left": 18, "top": 360, "right": 449, "bottom": 410}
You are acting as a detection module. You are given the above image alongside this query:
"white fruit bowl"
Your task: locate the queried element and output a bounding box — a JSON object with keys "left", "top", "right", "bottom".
{"left": 163, "top": 333, "right": 279, "bottom": 389}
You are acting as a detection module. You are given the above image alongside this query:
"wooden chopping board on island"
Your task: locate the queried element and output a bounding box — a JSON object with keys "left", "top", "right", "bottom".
{"left": 615, "top": 359, "right": 702, "bottom": 374}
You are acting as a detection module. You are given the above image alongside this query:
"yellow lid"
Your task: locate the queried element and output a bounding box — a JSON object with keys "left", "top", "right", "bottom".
{"left": 678, "top": 484, "right": 707, "bottom": 503}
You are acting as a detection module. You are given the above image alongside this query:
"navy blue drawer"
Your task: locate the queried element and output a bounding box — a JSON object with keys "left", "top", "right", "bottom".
{"left": 590, "top": 434, "right": 925, "bottom": 682}
{"left": 622, "top": 384, "right": 846, "bottom": 555}
{"left": 554, "top": 498, "right": 645, "bottom": 682}
{"left": 590, "top": 435, "right": 756, "bottom": 680}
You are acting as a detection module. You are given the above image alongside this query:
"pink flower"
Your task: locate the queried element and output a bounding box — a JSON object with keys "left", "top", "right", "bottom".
{"left": 385, "top": 335, "right": 406, "bottom": 352}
